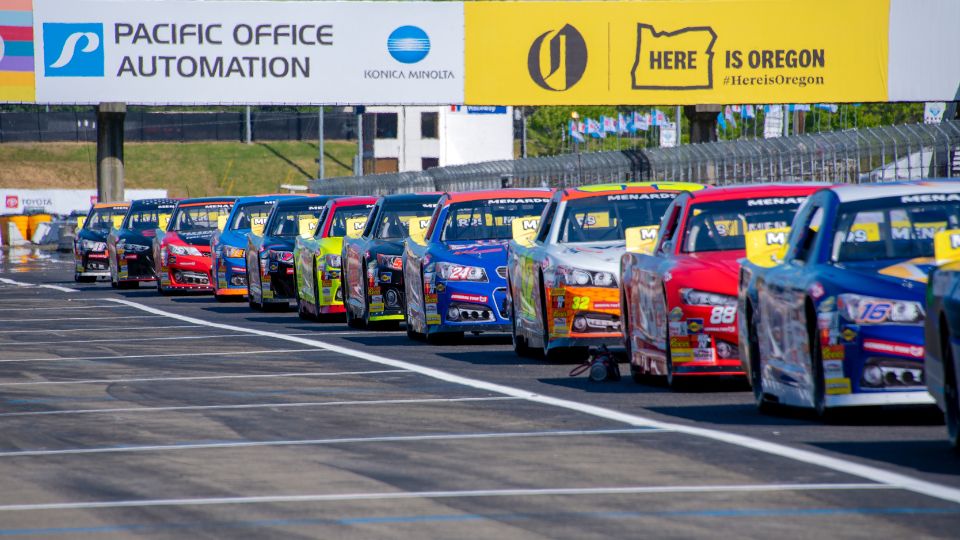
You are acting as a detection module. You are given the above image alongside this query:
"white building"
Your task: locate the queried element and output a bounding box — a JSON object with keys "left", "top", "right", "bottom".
{"left": 363, "top": 106, "right": 514, "bottom": 174}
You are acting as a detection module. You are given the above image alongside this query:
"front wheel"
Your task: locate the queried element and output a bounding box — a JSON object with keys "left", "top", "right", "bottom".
{"left": 511, "top": 300, "right": 532, "bottom": 357}
{"left": 941, "top": 326, "right": 960, "bottom": 451}
{"left": 808, "top": 309, "right": 836, "bottom": 422}
{"left": 748, "top": 305, "right": 776, "bottom": 414}
{"left": 247, "top": 267, "right": 263, "bottom": 311}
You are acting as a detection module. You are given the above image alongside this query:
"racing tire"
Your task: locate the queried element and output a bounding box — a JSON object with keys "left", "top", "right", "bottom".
{"left": 345, "top": 276, "right": 365, "bottom": 329}
{"left": 74, "top": 273, "right": 96, "bottom": 283}
{"left": 747, "top": 302, "right": 777, "bottom": 414}
{"left": 621, "top": 292, "right": 646, "bottom": 384}
{"left": 510, "top": 299, "right": 533, "bottom": 358}
{"left": 294, "top": 265, "right": 315, "bottom": 321}
{"left": 109, "top": 261, "right": 118, "bottom": 288}
{"left": 538, "top": 279, "right": 562, "bottom": 363}
{"left": 247, "top": 267, "right": 263, "bottom": 311}
{"left": 940, "top": 322, "right": 960, "bottom": 452}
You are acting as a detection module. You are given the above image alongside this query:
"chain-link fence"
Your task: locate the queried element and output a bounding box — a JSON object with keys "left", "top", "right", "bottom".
{"left": 310, "top": 120, "right": 960, "bottom": 195}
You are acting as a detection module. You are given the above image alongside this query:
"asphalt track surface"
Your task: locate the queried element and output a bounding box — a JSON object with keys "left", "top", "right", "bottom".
{"left": 1, "top": 250, "right": 959, "bottom": 539}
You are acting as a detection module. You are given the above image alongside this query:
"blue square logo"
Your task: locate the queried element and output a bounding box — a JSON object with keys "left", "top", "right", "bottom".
{"left": 43, "top": 23, "right": 104, "bottom": 77}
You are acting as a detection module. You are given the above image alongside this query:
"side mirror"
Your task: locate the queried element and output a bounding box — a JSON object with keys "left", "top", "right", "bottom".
{"left": 625, "top": 225, "right": 659, "bottom": 255}
{"left": 407, "top": 217, "right": 430, "bottom": 245}
{"left": 934, "top": 229, "right": 960, "bottom": 265}
{"left": 744, "top": 227, "right": 791, "bottom": 268}
{"left": 511, "top": 216, "right": 540, "bottom": 247}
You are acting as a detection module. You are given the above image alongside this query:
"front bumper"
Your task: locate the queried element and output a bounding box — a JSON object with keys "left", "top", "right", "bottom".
{"left": 259, "top": 261, "right": 295, "bottom": 304}
{"left": 75, "top": 250, "right": 110, "bottom": 277}
{"left": 424, "top": 281, "right": 510, "bottom": 335}
{"left": 117, "top": 251, "right": 156, "bottom": 282}
{"left": 666, "top": 303, "right": 743, "bottom": 376}
{"left": 215, "top": 256, "right": 248, "bottom": 295}
{"left": 160, "top": 253, "right": 213, "bottom": 290}
{"left": 545, "top": 285, "right": 622, "bottom": 348}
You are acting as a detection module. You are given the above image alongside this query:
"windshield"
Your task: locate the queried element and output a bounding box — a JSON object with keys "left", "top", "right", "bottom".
{"left": 329, "top": 205, "right": 374, "bottom": 237}
{"left": 831, "top": 195, "right": 960, "bottom": 262}
{"left": 682, "top": 196, "right": 806, "bottom": 253}
{"left": 266, "top": 204, "right": 326, "bottom": 237}
{"left": 230, "top": 202, "right": 275, "bottom": 234}
{"left": 85, "top": 206, "right": 128, "bottom": 231}
{"left": 122, "top": 206, "right": 174, "bottom": 231}
{"left": 442, "top": 198, "right": 549, "bottom": 241}
{"left": 559, "top": 193, "right": 676, "bottom": 243}
{"left": 169, "top": 202, "right": 234, "bottom": 232}
{"left": 374, "top": 202, "right": 438, "bottom": 240}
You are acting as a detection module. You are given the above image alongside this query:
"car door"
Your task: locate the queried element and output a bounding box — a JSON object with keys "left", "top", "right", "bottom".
{"left": 520, "top": 199, "right": 558, "bottom": 340}
{"left": 345, "top": 203, "right": 379, "bottom": 311}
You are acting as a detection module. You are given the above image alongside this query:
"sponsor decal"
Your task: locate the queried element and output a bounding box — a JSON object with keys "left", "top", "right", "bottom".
{"left": 670, "top": 336, "right": 691, "bottom": 348}
{"left": 43, "top": 22, "right": 105, "bottom": 77}
{"left": 704, "top": 325, "right": 735, "bottom": 333}
{"left": 425, "top": 303, "right": 438, "bottom": 315}
{"left": 594, "top": 301, "right": 619, "bottom": 310}
{"left": 368, "top": 286, "right": 381, "bottom": 296}
{"left": 821, "top": 345, "right": 845, "bottom": 361}
{"left": 842, "top": 328, "right": 857, "bottom": 342}
{"left": 671, "top": 347, "right": 693, "bottom": 362}
{"left": 379, "top": 272, "right": 392, "bottom": 283}
{"left": 425, "top": 294, "right": 438, "bottom": 303}
{"left": 426, "top": 314, "right": 441, "bottom": 325}
{"left": 527, "top": 24, "right": 586, "bottom": 92}
{"left": 823, "top": 359, "right": 844, "bottom": 379}
{"left": 809, "top": 282, "right": 825, "bottom": 300}
{"left": 818, "top": 296, "right": 836, "bottom": 313}
{"left": 370, "top": 302, "right": 385, "bottom": 313}
{"left": 693, "top": 347, "right": 715, "bottom": 362}
{"left": 435, "top": 283, "right": 446, "bottom": 292}
{"left": 687, "top": 318, "right": 703, "bottom": 334}
{"left": 695, "top": 333, "right": 712, "bottom": 349}
{"left": 5, "top": 195, "right": 18, "bottom": 209}
{"left": 450, "top": 293, "right": 488, "bottom": 304}
{"left": 825, "top": 377, "right": 852, "bottom": 395}
{"left": 668, "top": 322, "right": 688, "bottom": 337}
{"left": 862, "top": 339, "right": 923, "bottom": 359}
{"left": 552, "top": 317, "right": 568, "bottom": 335}
{"left": 668, "top": 306, "right": 684, "bottom": 322}
{"left": 262, "top": 290, "right": 274, "bottom": 299}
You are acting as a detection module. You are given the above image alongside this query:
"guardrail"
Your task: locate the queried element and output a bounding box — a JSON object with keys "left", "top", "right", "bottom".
{"left": 310, "top": 120, "right": 960, "bottom": 195}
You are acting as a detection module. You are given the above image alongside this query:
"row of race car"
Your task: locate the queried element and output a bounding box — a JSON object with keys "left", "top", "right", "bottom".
{"left": 71, "top": 180, "right": 960, "bottom": 449}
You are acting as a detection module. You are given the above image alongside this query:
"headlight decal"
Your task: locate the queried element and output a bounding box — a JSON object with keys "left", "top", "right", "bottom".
{"left": 555, "top": 265, "right": 617, "bottom": 288}
{"left": 837, "top": 294, "right": 924, "bottom": 325}
{"left": 680, "top": 288, "right": 737, "bottom": 307}
{"left": 436, "top": 262, "right": 487, "bottom": 282}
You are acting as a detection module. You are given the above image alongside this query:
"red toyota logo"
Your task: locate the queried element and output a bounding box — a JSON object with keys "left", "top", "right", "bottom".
{"left": 5, "top": 195, "right": 18, "bottom": 209}
{"left": 90, "top": 195, "right": 98, "bottom": 205}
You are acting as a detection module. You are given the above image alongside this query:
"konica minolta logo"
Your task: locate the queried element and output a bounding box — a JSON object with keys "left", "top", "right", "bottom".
{"left": 387, "top": 26, "right": 430, "bottom": 64}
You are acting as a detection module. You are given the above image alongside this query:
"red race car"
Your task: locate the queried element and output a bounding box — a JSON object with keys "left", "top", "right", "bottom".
{"left": 153, "top": 197, "right": 237, "bottom": 294}
{"left": 620, "top": 184, "right": 822, "bottom": 388}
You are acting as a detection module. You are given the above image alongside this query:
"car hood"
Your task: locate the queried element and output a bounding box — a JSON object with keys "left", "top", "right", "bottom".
{"left": 672, "top": 250, "right": 744, "bottom": 296}
{"left": 368, "top": 238, "right": 405, "bottom": 257}
{"left": 168, "top": 230, "right": 217, "bottom": 247}
{"left": 830, "top": 258, "right": 932, "bottom": 300}
{"left": 77, "top": 228, "right": 109, "bottom": 242}
{"left": 116, "top": 229, "right": 155, "bottom": 246}
{"left": 218, "top": 229, "right": 250, "bottom": 248}
{"left": 261, "top": 236, "right": 296, "bottom": 252}
{"left": 550, "top": 241, "right": 625, "bottom": 273}
{"left": 437, "top": 240, "right": 509, "bottom": 263}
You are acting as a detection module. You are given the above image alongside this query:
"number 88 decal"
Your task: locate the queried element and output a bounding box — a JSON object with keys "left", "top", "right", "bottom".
{"left": 710, "top": 306, "right": 736, "bottom": 324}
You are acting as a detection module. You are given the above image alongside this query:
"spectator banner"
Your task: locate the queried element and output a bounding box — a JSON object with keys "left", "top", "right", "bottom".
{"left": 32, "top": 0, "right": 463, "bottom": 104}
{"left": 465, "top": 0, "right": 889, "bottom": 105}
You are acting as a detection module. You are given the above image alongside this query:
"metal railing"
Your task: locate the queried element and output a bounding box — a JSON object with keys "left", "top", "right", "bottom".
{"left": 310, "top": 120, "right": 960, "bottom": 195}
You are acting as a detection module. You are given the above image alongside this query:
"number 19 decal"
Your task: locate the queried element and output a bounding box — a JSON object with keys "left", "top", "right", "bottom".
{"left": 710, "top": 306, "right": 736, "bottom": 324}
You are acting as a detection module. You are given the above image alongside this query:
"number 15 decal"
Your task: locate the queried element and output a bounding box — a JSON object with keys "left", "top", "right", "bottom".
{"left": 710, "top": 306, "right": 736, "bottom": 324}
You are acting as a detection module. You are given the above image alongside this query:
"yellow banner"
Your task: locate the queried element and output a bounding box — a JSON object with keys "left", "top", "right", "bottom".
{"left": 465, "top": 0, "right": 888, "bottom": 105}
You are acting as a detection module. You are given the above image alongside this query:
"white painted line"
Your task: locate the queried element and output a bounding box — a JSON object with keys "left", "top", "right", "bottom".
{"left": 285, "top": 331, "right": 405, "bottom": 336}
{"left": 0, "top": 348, "right": 320, "bottom": 365}
{"left": 0, "top": 277, "right": 78, "bottom": 292}
{"left": 1, "top": 333, "right": 247, "bottom": 346}
{"left": 0, "top": 483, "right": 892, "bottom": 512}
{"left": 0, "top": 315, "right": 163, "bottom": 322}
{"left": 0, "top": 396, "right": 516, "bottom": 418}
{"left": 0, "top": 428, "right": 660, "bottom": 458}
{"left": 0, "top": 369, "right": 409, "bottom": 387}
{"left": 106, "top": 297, "right": 960, "bottom": 506}
{"left": 0, "top": 305, "right": 125, "bottom": 312}
{"left": 0, "top": 325, "right": 199, "bottom": 334}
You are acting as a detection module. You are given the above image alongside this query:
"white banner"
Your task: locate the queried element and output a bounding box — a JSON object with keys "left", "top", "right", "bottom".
{"left": 763, "top": 106, "right": 783, "bottom": 139}
{"left": 32, "top": 0, "right": 464, "bottom": 105}
{"left": 658, "top": 122, "right": 677, "bottom": 148}
{"left": 1, "top": 189, "right": 167, "bottom": 216}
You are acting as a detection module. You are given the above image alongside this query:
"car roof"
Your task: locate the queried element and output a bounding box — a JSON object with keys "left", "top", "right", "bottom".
{"left": 92, "top": 202, "right": 130, "bottom": 209}
{"left": 686, "top": 183, "right": 827, "bottom": 203}
{"left": 829, "top": 180, "right": 960, "bottom": 203}
{"left": 329, "top": 196, "right": 377, "bottom": 209}
{"left": 233, "top": 194, "right": 307, "bottom": 205}
{"left": 175, "top": 196, "right": 238, "bottom": 207}
{"left": 560, "top": 182, "right": 704, "bottom": 200}
{"left": 379, "top": 193, "right": 442, "bottom": 204}
{"left": 129, "top": 198, "right": 179, "bottom": 209}
{"left": 273, "top": 195, "right": 338, "bottom": 209}
{"left": 442, "top": 188, "right": 553, "bottom": 205}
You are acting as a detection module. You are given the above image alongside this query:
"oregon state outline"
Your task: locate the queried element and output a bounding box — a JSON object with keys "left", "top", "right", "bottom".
{"left": 631, "top": 23, "right": 717, "bottom": 90}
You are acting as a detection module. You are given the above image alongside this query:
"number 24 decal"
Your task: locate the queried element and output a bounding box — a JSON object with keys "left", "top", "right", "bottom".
{"left": 710, "top": 306, "right": 736, "bottom": 324}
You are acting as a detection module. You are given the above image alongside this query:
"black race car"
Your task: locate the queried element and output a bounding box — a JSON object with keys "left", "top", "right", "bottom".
{"left": 106, "top": 198, "right": 179, "bottom": 289}
{"left": 245, "top": 196, "right": 339, "bottom": 310}
{"left": 342, "top": 193, "right": 441, "bottom": 328}
{"left": 74, "top": 201, "right": 130, "bottom": 282}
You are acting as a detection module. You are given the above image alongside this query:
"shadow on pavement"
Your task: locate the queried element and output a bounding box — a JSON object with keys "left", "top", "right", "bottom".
{"left": 433, "top": 350, "right": 545, "bottom": 367}
{"left": 812, "top": 438, "right": 960, "bottom": 476}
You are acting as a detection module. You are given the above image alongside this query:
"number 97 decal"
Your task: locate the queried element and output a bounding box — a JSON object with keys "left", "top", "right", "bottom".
{"left": 710, "top": 306, "right": 736, "bottom": 324}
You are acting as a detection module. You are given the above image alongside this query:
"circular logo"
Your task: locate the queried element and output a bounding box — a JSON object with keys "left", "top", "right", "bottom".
{"left": 527, "top": 24, "right": 587, "bottom": 91}
{"left": 387, "top": 26, "right": 430, "bottom": 64}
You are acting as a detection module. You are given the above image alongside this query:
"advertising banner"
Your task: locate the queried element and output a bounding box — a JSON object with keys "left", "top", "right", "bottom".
{"left": 465, "top": 0, "right": 888, "bottom": 105}
{"left": 32, "top": 0, "right": 463, "bottom": 104}
{"left": 1, "top": 188, "right": 167, "bottom": 215}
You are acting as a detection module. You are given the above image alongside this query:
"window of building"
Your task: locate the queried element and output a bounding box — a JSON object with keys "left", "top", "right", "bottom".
{"left": 374, "top": 113, "right": 398, "bottom": 139}
{"left": 421, "top": 112, "right": 438, "bottom": 139}
{"left": 421, "top": 157, "right": 439, "bottom": 170}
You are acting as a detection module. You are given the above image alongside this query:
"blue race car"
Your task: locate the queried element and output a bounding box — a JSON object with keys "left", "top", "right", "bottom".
{"left": 739, "top": 181, "right": 960, "bottom": 418}
{"left": 403, "top": 189, "right": 551, "bottom": 342}
{"left": 924, "top": 241, "right": 960, "bottom": 451}
{"left": 210, "top": 194, "right": 306, "bottom": 301}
